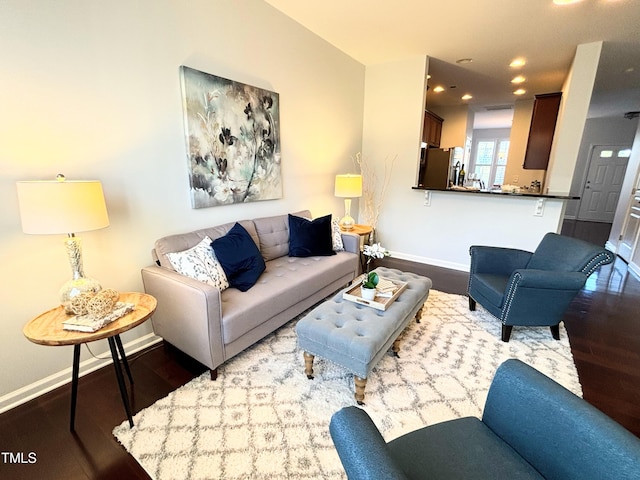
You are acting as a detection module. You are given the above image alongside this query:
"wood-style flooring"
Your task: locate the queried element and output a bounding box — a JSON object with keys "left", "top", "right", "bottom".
{"left": 1, "top": 222, "right": 638, "bottom": 479}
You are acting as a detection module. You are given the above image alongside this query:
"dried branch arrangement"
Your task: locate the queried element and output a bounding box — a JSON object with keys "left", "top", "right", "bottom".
{"left": 353, "top": 152, "right": 397, "bottom": 230}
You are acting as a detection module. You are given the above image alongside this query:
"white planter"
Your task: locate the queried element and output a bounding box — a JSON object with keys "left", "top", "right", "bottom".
{"left": 361, "top": 287, "right": 377, "bottom": 300}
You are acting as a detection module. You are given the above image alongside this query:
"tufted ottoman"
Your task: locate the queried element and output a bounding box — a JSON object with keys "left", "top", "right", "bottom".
{"left": 295, "top": 267, "right": 432, "bottom": 404}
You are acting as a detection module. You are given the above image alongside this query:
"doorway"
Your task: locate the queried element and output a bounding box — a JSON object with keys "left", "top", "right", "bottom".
{"left": 577, "top": 145, "right": 631, "bottom": 223}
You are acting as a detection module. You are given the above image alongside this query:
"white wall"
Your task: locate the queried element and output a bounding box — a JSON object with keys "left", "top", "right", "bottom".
{"left": 546, "top": 42, "right": 602, "bottom": 193}
{"left": 608, "top": 120, "right": 640, "bottom": 250}
{"left": 564, "top": 116, "right": 638, "bottom": 218}
{"left": 361, "top": 56, "right": 567, "bottom": 271}
{"left": 0, "top": 0, "right": 365, "bottom": 409}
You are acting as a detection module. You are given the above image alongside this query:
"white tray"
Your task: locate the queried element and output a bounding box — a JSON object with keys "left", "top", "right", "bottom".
{"left": 343, "top": 276, "right": 408, "bottom": 311}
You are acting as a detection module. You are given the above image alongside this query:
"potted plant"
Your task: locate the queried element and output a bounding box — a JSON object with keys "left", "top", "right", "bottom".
{"left": 361, "top": 271, "right": 379, "bottom": 300}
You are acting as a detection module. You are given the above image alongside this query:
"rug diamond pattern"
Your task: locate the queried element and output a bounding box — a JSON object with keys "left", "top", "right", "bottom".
{"left": 114, "top": 290, "right": 581, "bottom": 479}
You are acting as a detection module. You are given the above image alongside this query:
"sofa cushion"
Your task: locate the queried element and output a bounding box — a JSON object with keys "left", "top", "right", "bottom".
{"left": 220, "top": 252, "right": 356, "bottom": 344}
{"left": 153, "top": 219, "right": 257, "bottom": 269}
{"left": 211, "top": 223, "right": 266, "bottom": 292}
{"left": 252, "top": 210, "right": 311, "bottom": 262}
{"left": 288, "top": 214, "right": 336, "bottom": 257}
{"left": 166, "top": 236, "right": 230, "bottom": 290}
{"left": 332, "top": 218, "right": 345, "bottom": 252}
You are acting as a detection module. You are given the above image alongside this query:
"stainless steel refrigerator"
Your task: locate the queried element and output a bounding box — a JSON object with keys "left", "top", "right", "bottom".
{"left": 418, "top": 147, "right": 464, "bottom": 189}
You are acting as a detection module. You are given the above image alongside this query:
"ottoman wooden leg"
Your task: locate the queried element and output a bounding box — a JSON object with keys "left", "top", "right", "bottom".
{"left": 303, "top": 351, "right": 315, "bottom": 379}
{"left": 392, "top": 337, "right": 401, "bottom": 357}
{"left": 354, "top": 376, "right": 367, "bottom": 405}
{"left": 415, "top": 304, "right": 424, "bottom": 323}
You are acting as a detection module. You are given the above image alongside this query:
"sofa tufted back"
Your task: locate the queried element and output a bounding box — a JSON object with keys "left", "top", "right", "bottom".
{"left": 151, "top": 210, "right": 312, "bottom": 269}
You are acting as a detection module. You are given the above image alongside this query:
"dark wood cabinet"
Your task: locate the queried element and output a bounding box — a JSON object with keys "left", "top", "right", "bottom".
{"left": 523, "top": 92, "right": 562, "bottom": 170}
{"left": 422, "top": 110, "right": 443, "bottom": 148}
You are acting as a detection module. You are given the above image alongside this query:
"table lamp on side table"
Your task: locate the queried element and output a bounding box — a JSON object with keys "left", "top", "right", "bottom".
{"left": 335, "top": 174, "right": 362, "bottom": 231}
{"left": 16, "top": 175, "right": 110, "bottom": 313}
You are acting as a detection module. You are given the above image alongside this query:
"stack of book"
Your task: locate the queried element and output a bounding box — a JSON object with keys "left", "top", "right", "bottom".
{"left": 375, "top": 278, "right": 398, "bottom": 298}
{"left": 62, "top": 302, "right": 135, "bottom": 333}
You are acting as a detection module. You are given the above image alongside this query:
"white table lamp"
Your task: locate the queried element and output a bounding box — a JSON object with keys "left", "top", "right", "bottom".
{"left": 335, "top": 174, "right": 362, "bottom": 231}
{"left": 16, "top": 175, "right": 110, "bottom": 313}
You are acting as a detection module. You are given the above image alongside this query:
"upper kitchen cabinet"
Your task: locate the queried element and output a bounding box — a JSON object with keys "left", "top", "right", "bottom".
{"left": 422, "top": 110, "right": 444, "bottom": 148}
{"left": 523, "top": 92, "right": 562, "bottom": 170}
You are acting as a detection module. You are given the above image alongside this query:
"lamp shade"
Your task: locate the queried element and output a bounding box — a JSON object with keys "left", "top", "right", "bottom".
{"left": 334, "top": 174, "right": 362, "bottom": 198}
{"left": 16, "top": 179, "right": 110, "bottom": 234}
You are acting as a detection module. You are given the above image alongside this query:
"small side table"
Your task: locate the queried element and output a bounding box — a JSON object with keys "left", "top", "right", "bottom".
{"left": 23, "top": 292, "right": 157, "bottom": 431}
{"left": 342, "top": 224, "right": 373, "bottom": 272}
{"left": 343, "top": 224, "right": 373, "bottom": 246}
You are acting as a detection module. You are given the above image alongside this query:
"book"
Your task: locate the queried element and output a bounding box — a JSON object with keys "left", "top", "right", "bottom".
{"left": 63, "top": 302, "right": 135, "bottom": 333}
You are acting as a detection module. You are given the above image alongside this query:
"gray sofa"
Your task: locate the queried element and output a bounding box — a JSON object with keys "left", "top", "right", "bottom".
{"left": 141, "top": 210, "right": 360, "bottom": 379}
{"left": 330, "top": 359, "right": 640, "bottom": 479}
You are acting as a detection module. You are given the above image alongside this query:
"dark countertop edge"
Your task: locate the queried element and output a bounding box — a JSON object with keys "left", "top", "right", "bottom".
{"left": 412, "top": 186, "right": 580, "bottom": 200}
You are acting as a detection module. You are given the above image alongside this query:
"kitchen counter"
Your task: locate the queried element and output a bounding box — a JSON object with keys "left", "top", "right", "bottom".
{"left": 412, "top": 186, "right": 579, "bottom": 200}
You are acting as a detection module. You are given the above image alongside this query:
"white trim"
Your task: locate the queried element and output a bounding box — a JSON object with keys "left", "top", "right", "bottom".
{"left": 629, "top": 262, "right": 640, "bottom": 280}
{"left": 390, "top": 250, "right": 470, "bottom": 272}
{"left": 0, "top": 333, "right": 162, "bottom": 414}
{"left": 605, "top": 240, "right": 618, "bottom": 253}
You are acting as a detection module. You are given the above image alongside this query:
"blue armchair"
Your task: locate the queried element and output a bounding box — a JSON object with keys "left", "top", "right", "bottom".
{"left": 329, "top": 359, "right": 640, "bottom": 480}
{"left": 467, "top": 233, "right": 614, "bottom": 342}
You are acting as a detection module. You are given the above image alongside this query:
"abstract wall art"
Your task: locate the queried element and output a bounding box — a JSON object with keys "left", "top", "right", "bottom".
{"left": 179, "top": 66, "right": 282, "bottom": 208}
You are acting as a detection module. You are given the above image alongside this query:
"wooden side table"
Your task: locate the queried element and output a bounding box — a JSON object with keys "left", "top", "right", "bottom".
{"left": 23, "top": 292, "right": 157, "bottom": 431}
{"left": 342, "top": 224, "right": 373, "bottom": 272}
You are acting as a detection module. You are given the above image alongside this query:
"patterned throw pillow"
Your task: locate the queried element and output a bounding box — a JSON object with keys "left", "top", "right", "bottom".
{"left": 332, "top": 218, "right": 344, "bottom": 251}
{"left": 166, "top": 236, "right": 230, "bottom": 291}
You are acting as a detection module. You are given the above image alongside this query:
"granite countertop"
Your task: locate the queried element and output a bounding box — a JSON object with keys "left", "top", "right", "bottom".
{"left": 412, "top": 185, "right": 579, "bottom": 200}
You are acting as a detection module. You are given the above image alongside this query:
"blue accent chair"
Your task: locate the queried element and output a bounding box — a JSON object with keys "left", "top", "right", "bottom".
{"left": 329, "top": 359, "right": 640, "bottom": 480}
{"left": 467, "top": 233, "right": 614, "bottom": 341}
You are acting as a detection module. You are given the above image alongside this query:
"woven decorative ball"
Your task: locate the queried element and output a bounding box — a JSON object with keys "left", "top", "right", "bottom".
{"left": 86, "top": 289, "right": 119, "bottom": 318}
{"left": 70, "top": 292, "right": 94, "bottom": 315}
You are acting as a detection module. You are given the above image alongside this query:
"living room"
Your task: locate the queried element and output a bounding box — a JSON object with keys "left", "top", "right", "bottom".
{"left": 1, "top": 1, "right": 639, "bottom": 478}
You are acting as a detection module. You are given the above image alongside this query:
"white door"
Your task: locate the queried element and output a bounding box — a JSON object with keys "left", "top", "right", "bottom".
{"left": 577, "top": 145, "right": 631, "bottom": 222}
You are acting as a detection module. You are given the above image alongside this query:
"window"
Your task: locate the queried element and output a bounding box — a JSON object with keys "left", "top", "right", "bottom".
{"left": 470, "top": 137, "right": 510, "bottom": 188}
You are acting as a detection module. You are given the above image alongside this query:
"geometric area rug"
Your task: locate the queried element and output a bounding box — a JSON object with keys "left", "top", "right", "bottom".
{"left": 113, "top": 290, "right": 582, "bottom": 480}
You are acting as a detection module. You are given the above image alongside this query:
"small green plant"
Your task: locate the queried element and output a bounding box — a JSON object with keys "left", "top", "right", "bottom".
{"left": 362, "top": 271, "right": 379, "bottom": 289}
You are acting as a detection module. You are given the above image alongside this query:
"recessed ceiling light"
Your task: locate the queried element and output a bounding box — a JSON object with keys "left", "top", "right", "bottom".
{"left": 510, "top": 58, "right": 526, "bottom": 68}
{"left": 553, "top": 0, "right": 583, "bottom": 4}
{"left": 433, "top": 86, "right": 445, "bottom": 93}
{"left": 461, "top": 94, "right": 473, "bottom": 100}
{"left": 514, "top": 89, "right": 527, "bottom": 95}
{"left": 456, "top": 58, "right": 473, "bottom": 65}
{"left": 511, "top": 75, "right": 526, "bottom": 84}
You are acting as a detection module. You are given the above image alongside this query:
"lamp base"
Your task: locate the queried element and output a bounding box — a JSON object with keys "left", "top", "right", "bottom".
{"left": 60, "top": 277, "right": 102, "bottom": 314}
{"left": 339, "top": 215, "right": 355, "bottom": 231}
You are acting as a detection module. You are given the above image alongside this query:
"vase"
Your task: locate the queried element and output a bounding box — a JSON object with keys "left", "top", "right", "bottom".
{"left": 361, "top": 286, "right": 377, "bottom": 301}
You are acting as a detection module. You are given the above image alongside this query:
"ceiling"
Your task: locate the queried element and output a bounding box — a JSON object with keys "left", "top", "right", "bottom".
{"left": 265, "top": 0, "right": 640, "bottom": 122}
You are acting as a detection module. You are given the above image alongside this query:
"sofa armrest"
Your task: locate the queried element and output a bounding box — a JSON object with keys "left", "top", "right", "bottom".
{"left": 141, "top": 265, "right": 224, "bottom": 371}
{"left": 330, "top": 406, "right": 409, "bottom": 480}
{"left": 341, "top": 232, "right": 360, "bottom": 255}
{"left": 483, "top": 359, "right": 640, "bottom": 480}
{"left": 469, "top": 245, "right": 532, "bottom": 277}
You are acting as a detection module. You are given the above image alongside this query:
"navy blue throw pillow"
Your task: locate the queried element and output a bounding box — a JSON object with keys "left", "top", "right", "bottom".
{"left": 211, "top": 223, "right": 266, "bottom": 292}
{"left": 288, "top": 214, "right": 336, "bottom": 257}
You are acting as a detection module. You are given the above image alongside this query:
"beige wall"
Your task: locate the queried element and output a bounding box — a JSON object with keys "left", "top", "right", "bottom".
{"left": 0, "top": 0, "right": 365, "bottom": 408}
{"left": 431, "top": 105, "right": 471, "bottom": 149}
{"left": 504, "top": 99, "right": 546, "bottom": 188}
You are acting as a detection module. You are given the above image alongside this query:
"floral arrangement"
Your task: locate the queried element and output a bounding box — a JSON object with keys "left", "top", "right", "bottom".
{"left": 363, "top": 242, "right": 390, "bottom": 275}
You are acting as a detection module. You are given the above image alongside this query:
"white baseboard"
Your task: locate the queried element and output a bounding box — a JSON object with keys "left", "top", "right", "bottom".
{"left": 0, "top": 333, "right": 162, "bottom": 414}
{"left": 390, "top": 251, "right": 470, "bottom": 272}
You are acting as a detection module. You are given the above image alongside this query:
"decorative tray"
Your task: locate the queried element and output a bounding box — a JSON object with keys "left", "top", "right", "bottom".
{"left": 343, "top": 276, "right": 408, "bottom": 311}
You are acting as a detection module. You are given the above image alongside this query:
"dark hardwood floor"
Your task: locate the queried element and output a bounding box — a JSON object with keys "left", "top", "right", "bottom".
{"left": 1, "top": 221, "right": 638, "bottom": 479}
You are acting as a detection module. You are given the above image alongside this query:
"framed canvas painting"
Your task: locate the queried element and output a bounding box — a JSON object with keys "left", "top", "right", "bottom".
{"left": 179, "top": 66, "right": 282, "bottom": 208}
